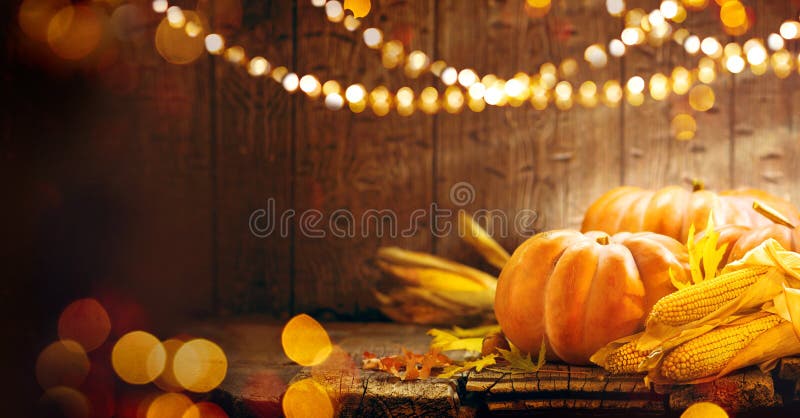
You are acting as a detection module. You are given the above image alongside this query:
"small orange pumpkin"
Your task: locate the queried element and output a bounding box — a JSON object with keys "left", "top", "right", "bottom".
{"left": 494, "top": 230, "right": 689, "bottom": 364}
{"left": 581, "top": 183, "right": 800, "bottom": 243}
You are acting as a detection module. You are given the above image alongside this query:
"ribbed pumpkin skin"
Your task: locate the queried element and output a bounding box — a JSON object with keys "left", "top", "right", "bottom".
{"left": 725, "top": 224, "right": 800, "bottom": 262}
{"left": 581, "top": 186, "right": 800, "bottom": 242}
{"left": 494, "top": 230, "right": 689, "bottom": 365}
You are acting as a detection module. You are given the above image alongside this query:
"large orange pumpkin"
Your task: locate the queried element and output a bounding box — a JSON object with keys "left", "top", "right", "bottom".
{"left": 581, "top": 184, "right": 800, "bottom": 242}
{"left": 494, "top": 230, "right": 689, "bottom": 364}
{"left": 704, "top": 203, "right": 800, "bottom": 264}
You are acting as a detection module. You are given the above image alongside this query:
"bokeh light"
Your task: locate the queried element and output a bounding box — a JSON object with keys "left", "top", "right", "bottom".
{"left": 688, "top": 84, "right": 715, "bottom": 111}
{"left": 247, "top": 56, "right": 270, "bottom": 77}
{"left": 281, "top": 314, "right": 333, "bottom": 366}
{"left": 182, "top": 402, "right": 229, "bottom": 418}
{"left": 146, "top": 392, "right": 194, "bottom": 418}
{"left": 47, "top": 5, "right": 103, "bottom": 60}
{"left": 205, "top": 34, "right": 225, "bottom": 55}
{"left": 282, "top": 73, "right": 300, "bottom": 92}
{"left": 606, "top": 0, "right": 625, "bottom": 16}
{"left": 282, "top": 378, "right": 334, "bottom": 418}
{"left": 36, "top": 340, "right": 90, "bottom": 390}
{"left": 111, "top": 4, "right": 148, "bottom": 42}
{"left": 39, "top": 386, "right": 90, "bottom": 418}
{"left": 18, "top": 0, "right": 70, "bottom": 42}
{"left": 681, "top": 401, "right": 728, "bottom": 418}
{"left": 155, "top": 338, "right": 186, "bottom": 392}
{"left": 325, "top": 0, "right": 344, "bottom": 22}
{"left": 363, "top": 28, "right": 383, "bottom": 48}
{"left": 155, "top": 11, "right": 206, "bottom": 64}
{"left": 112, "top": 331, "right": 166, "bottom": 384}
{"left": 58, "top": 298, "right": 111, "bottom": 352}
{"left": 671, "top": 114, "right": 696, "bottom": 141}
{"left": 173, "top": 339, "right": 228, "bottom": 393}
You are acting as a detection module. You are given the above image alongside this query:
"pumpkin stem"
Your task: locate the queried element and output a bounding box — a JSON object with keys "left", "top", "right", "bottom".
{"left": 753, "top": 200, "right": 796, "bottom": 229}
{"left": 690, "top": 179, "right": 705, "bottom": 192}
{"left": 596, "top": 235, "right": 610, "bottom": 245}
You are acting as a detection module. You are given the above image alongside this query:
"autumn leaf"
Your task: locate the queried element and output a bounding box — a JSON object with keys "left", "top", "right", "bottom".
{"left": 362, "top": 348, "right": 452, "bottom": 380}
{"left": 682, "top": 212, "right": 728, "bottom": 287}
{"left": 450, "top": 324, "right": 501, "bottom": 338}
{"left": 494, "top": 341, "right": 546, "bottom": 373}
{"left": 428, "top": 329, "right": 483, "bottom": 352}
{"left": 344, "top": 0, "right": 371, "bottom": 18}
{"left": 437, "top": 354, "right": 497, "bottom": 378}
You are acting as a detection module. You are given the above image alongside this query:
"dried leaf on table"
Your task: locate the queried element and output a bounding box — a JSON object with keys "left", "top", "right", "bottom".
{"left": 361, "top": 348, "right": 452, "bottom": 380}
{"left": 493, "top": 340, "right": 547, "bottom": 374}
{"left": 437, "top": 354, "right": 497, "bottom": 379}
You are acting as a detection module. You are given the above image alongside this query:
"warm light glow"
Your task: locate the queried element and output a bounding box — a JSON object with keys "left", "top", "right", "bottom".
{"left": 484, "top": 83, "right": 504, "bottom": 105}
{"left": 672, "top": 28, "right": 689, "bottom": 45}
{"left": 626, "top": 76, "right": 645, "bottom": 94}
{"left": 47, "top": 5, "right": 102, "bottom": 61}
{"left": 606, "top": 0, "right": 625, "bottom": 16}
{"left": 182, "top": 402, "right": 229, "bottom": 418}
{"left": 457, "top": 69, "right": 478, "bottom": 87}
{"left": 381, "top": 40, "right": 404, "bottom": 69}
{"left": 603, "top": 80, "right": 623, "bottom": 105}
{"left": 584, "top": 44, "right": 608, "bottom": 68}
{"left": 746, "top": 44, "right": 767, "bottom": 65}
{"left": 39, "top": 386, "right": 90, "bottom": 418}
{"left": 780, "top": 21, "right": 800, "bottom": 40}
{"left": 689, "top": 84, "right": 715, "bottom": 111}
{"left": 205, "top": 34, "right": 225, "bottom": 55}
{"left": 681, "top": 402, "right": 729, "bottom": 418}
{"left": 322, "top": 80, "right": 341, "bottom": 95}
{"left": 444, "top": 86, "right": 465, "bottom": 113}
{"left": 282, "top": 73, "right": 299, "bottom": 92}
{"left": 558, "top": 58, "right": 578, "bottom": 78}
{"left": 248, "top": 57, "right": 270, "bottom": 77}
{"left": 224, "top": 46, "right": 245, "bottom": 64}
{"left": 345, "top": 84, "right": 367, "bottom": 103}
{"left": 725, "top": 55, "right": 745, "bottom": 73}
{"left": 578, "top": 81, "right": 598, "bottom": 107}
{"left": 281, "top": 314, "right": 333, "bottom": 366}
{"left": 396, "top": 87, "right": 415, "bottom": 105}
{"left": 621, "top": 27, "right": 644, "bottom": 45}
{"left": 299, "top": 75, "right": 321, "bottom": 95}
{"left": 155, "top": 11, "right": 206, "bottom": 65}
{"left": 671, "top": 114, "right": 696, "bottom": 141}
{"left": 146, "top": 392, "right": 194, "bottom": 418}
{"left": 700, "top": 37, "right": 721, "bottom": 57}
{"left": 282, "top": 378, "right": 334, "bottom": 418}
{"left": 325, "top": 0, "right": 344, "bottom": 22}
{"left": 324, "top": 93, "right": 345, "bottom": 110}
{"left": 671, "top": 66, "right": 691, "bottom": 95}
{"left": 311, "top": 0, "right": 326, "bottom": 6}
{"left": 166, "top": 6, "right": 186, "bottom": 29}
{"left": 343, "top": 15, "right": 361, "bottom": 31}
{"left": 58, "top": 298, "right": 110, "bottom": 352}
{"left": 173, "top": 339, "right": 228, "bottom": 393}
{"left": 468, "top": 83, "right": 486, "bottom": 100}
{"left": 18, "top": 0, "right": 70, "bottom": 42}
{"left": 648, "top": 10, "right": 665, "bottom": 27}
{"left": 185, "top": 21, "right": 203, "bottom": 38}
{"left": 771, "top": 50, "right": 793, "bottom": 79}
{"left": 405, "top": 50, "right": 429, "bottom": 77}
{"left": 36, "top": 340, "right": 90, "bottom": 389}
{"left": 554, "top": 81, "right": 572, "bottom": 99}
{"left": 112, "top": 331, "right": 167, "bottom": 385}
{"left": 768, "top": 33, "right": 785, "bottom": 51}
{"left": 441, "top": 67, "right": 458, "bottom": 86}
{"left": 420, "top": 86, "right": 440, "bottom": 114}
{"left": 684, "top": 35, "right": 700, "bottom": 54}
{"left": 155, "top": 338, "right": 185, "bottom": 393}
{"left": 649, "top": 73, "right": 669, "bottom": 100}
{"left": 504, "top": 79, "right": 525, "bottom": 98}
{"left": 152, "top": 0, "right": 168, "bottom": 13}
{"left": 660, "top": 0, "right": 678, "bottom": 19}
{"left": 609, "top": 39, "right": 625, "bottom": 57}
{"left": 720, "top": 1, "right": 746, "bottom": 29}
{"left": 363, "top": 28, "right": 383, "bottom": 48}
{"left": 682, "top": 0, "right": 708, "bottom": 11}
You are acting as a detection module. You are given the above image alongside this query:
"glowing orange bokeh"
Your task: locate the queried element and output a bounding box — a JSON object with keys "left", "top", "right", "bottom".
{"left": 155, "top": 11, "right": 206, "bottom": 65}
{"left": 154, "top": 338, "right": 186, "bottom": 392}
{"left": 58, "top": 298, "right": 112, "bottom": 352}
{"left": 36, "top": 340, "right": 90, "bottom": 390}
{"left": 282, "top": 378, "right": 334, "bottom": 418}
{"left": 112, "top": 331, "right": 166, "bottom": 384}
{"left": 182, "top": 402, "right": 229, "bottom": 418}
{"left": 281, "top": 314, "right": 333, "bottom": 366}
{"left": 173, "top": 338, "right": 228, "bottom": 393}
{"left": 146, "top": 392, "right": 194, "bottom": 418}
{"left": 47, "top": 5, "right": 103, "bottom": 60}
{"left": 18, "top": 0, "right": 70, "bottom": 42}
{"left": 39, "top": 386, "right": 90, "bottom": 418}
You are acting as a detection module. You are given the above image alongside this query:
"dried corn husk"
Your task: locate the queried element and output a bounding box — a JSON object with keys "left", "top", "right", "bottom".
{"left": 457, "top": 211, "right": 511, "bottom": 270}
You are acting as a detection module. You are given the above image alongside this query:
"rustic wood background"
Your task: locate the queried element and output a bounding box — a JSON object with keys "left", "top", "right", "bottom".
{"left": 6, "top": 0, "right": 800, "bottom": 333}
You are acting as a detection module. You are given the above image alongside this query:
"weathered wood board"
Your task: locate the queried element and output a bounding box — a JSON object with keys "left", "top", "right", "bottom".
{"left": 184, "top": 320, "right": 800, "bottom": 417}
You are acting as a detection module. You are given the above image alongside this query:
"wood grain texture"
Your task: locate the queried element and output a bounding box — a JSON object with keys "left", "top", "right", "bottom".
{"left": 213, "top": 0, "right": 294, "bottom": 316}
{"left": 293, "top": 0, "right": 435, "bottom": 317}
{"left": 733, "top": 1, "right": 800, "bottom": 202}
{"left": 550, "top": 1, "right": 623, "bottom": 228}
{"left": 434, "top": 0, "right": 551, "bottom": 269}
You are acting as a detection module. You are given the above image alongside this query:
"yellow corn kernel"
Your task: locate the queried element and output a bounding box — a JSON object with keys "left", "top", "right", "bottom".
{"left": 605, "top": 340, "right": 648, "bottom": 374}
{"left": 648, "top": 266, "right": 767, "bottom": 326}
{"left": 661, "top": 314, "right": 781, "bottom": 382}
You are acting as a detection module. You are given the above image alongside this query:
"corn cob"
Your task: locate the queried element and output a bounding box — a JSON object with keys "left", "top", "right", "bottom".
{"left": 660, "top": 314, "right": 782, "bottom": 382}
{"left": 605, "top": 340, "right": 649, "bottom": 374}
{"left": 647, "top": 266, "right": 768, "bottom": 326}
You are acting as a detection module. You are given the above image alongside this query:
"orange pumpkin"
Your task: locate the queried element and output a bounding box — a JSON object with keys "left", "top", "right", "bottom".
{"left": 494, "top": 230, "right": 689, "bottom": 364}
{"left": 581, "top": 183, "right": 800, "bottom": 243}
{"left": 703, "top": 202, "right": 800, "bottom": 264}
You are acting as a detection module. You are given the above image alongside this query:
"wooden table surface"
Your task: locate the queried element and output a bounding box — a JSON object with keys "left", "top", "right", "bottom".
{"left": 185, "top": 318, "right": 800, "bottom": 417}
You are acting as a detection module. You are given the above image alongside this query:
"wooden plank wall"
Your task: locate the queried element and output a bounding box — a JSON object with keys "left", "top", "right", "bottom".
{"left": 8, "top": 0, "right": 800, "bottom": 325}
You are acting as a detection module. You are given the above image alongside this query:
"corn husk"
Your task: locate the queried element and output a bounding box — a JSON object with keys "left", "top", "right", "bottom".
{"left": 457, "top": 211, "right": 510, "bottom": 270}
